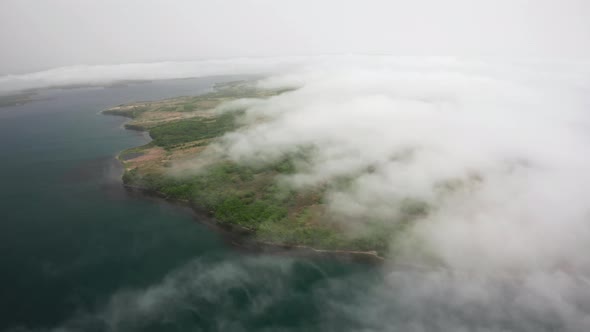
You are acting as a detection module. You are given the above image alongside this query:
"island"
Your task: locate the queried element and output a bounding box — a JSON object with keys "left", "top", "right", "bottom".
{"left": 103, "top": 80, "right": 422, "bottom": 263}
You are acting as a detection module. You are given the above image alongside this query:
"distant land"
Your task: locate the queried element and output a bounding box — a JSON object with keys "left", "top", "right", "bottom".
{"left": 0, "top": 92, "right": 38, "bottom": 107}
{"left": 0, "top": 80, "right": 153, "bottom": 108}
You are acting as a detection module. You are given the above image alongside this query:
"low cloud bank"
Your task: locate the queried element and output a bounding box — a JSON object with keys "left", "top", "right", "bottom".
{"left": 193, "top": 57, "right": 590, "bottom": 329}
{"left": 0, "top": 56, "right": 309, "bottom": 95}
{"left": 215, "top": 58, "right": 590, "bottom": 273}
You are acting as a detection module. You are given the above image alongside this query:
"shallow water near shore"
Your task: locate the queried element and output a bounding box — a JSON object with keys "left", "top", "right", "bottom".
{"left": 0, "top": 78, "right": 375, "bottom": 331}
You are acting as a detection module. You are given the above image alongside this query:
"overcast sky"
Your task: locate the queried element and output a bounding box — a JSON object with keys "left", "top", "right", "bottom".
{"left": 0, "top": 0, "right": 589, "bottom": 75}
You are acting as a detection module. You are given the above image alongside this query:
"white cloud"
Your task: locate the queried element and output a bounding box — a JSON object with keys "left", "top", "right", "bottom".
{"left": 197, "top": 64, "right": 590, "bottom": 328}
{"left": 214, "top": 57, "right": 590, "bottom": 275}
{"left": 0, "top": 57, "right": 308, "bottom": 95}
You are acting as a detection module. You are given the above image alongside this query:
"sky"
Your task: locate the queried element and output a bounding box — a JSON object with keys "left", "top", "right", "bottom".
{"left": 1, "top": 0, "right": 589, "bottom": 74}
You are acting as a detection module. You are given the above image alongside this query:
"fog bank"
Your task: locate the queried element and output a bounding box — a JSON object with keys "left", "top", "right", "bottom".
{"left": 189, "top": 57, "right": 590, "bottom": 329}
{"left": 213, "top": 58, "right": 590, "bottom": 273}
{"left": 0, "top": 57, "right": 307, "bottom": 95}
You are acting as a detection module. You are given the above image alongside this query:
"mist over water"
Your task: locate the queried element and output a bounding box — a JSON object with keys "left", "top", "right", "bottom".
{"left": 2, "top": 58, "right": 590, "bottom": 331}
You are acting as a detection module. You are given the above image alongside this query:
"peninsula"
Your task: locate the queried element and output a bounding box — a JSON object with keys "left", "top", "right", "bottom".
{"left": 103, "top": 80, "right": 412, "bottom": 262}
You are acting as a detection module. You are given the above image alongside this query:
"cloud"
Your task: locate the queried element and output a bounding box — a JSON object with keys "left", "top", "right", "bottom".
{"left": 24, "top": 256, "right": 590, "bottom": 332}
{"left": 322, "top": 266, "right": 590, "bottom": 332}
{"left": 214, "top": 57, "right": 590, "bottom": 273}
{"left": 14, "top": 256, "right": 357, "bottom": 332}
{"left": 0, "top": 57, "right": 309, "bottom": 95}
{"left": 185, "top": 57, "right": 590, "bottom": 329}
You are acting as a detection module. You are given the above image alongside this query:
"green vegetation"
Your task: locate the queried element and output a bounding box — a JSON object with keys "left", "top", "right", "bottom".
{"left": 150, "top": 111, "right": 241, "bottom": 149}
{"left": 118, "top": 143, "right": 153, "bottom": 161}
{"left": 102, "top": 106, "right": 149, "bottom": 118}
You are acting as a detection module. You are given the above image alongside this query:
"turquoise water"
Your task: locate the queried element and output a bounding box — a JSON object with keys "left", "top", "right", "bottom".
{"left": 0, "top": 78, "right": 374, "bottom": 332}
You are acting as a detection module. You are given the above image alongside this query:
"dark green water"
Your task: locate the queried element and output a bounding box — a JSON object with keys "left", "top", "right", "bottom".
{"left": 0, "top": 78, "right": 375, "bottom": 332}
